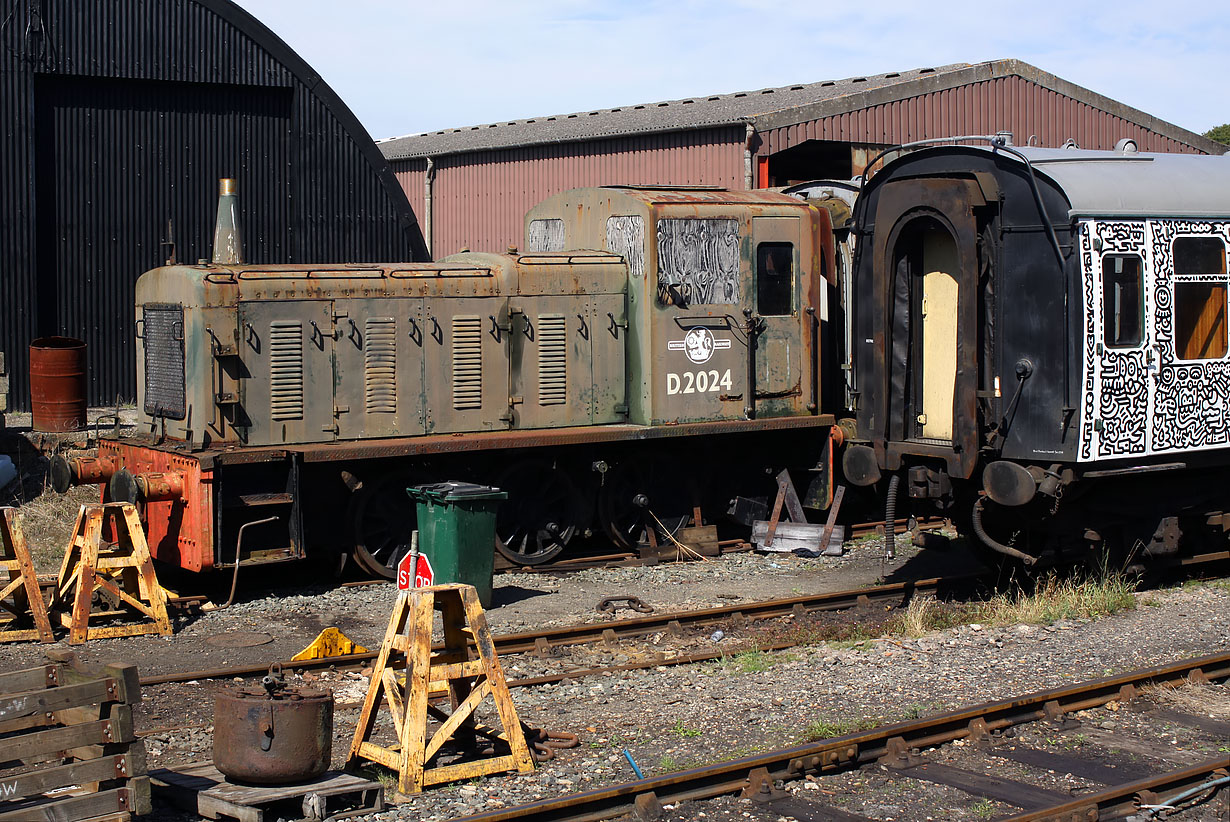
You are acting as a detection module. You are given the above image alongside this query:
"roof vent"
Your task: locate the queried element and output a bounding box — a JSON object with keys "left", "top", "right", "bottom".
{"left": 885, "top": 73, "right": 899, "bottom": 79}
{"left": 821, "top": 81, "right": 835, "bottom": 87}
{"left": 1114, "top": 137, "right": 1139, "bottom": 153}
{"left": 919, "top": 67, "right": 935, "bottom": 74}
{"left": 852, "top": 77, "right": 866, "bottom": 83}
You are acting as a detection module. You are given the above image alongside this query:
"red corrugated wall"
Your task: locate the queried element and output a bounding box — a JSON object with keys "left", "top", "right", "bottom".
{"left": 393, "top": 74, "right": 1210, "bottom": 259}
{"left": 760, "top": 75, "right": 1202, "bottom": 156}
{"left": 393, "top": 127, "right": 746, "bottom": 258}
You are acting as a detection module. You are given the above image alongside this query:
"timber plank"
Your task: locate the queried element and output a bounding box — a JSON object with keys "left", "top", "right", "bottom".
{"left": 0, "top": 706, "right": 133, "bottom": 763}
{"left": 0, "top": 665, "right": 56, "bottom": 696}
{"left": 0, "top": 749, "right": 143, "bottom": 801}
{"left": 0, "top": 679, "right": 116, "bottom": 722}
{"left": 0, "top": 784, "right": 144, "bottom": 820}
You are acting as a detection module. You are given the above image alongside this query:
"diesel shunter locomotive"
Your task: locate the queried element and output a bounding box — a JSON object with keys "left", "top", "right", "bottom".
{"left": 55, "top": 185, "right": 842, "bottom": 578}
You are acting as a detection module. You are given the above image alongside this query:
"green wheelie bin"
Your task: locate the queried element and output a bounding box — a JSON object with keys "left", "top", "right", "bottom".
{"left": 407, "top": 482, "right": 508, "bottom": 608}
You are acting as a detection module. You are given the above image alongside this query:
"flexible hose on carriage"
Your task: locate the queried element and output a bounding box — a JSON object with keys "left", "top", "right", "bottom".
{"left": 884, "top": 474, "right": 900, "bottom": 560}
{"left": 971, "top": 496, "right": 1038, "bottom": 566}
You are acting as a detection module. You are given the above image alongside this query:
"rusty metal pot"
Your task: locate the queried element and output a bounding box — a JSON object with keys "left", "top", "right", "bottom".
{"left": 213, "top": 664, "right": 333, "bottom": 784}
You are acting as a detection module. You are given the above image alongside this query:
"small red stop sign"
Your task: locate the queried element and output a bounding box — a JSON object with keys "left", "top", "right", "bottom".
{"left": 397, "top": 552, "right": 434, "bottom": 591}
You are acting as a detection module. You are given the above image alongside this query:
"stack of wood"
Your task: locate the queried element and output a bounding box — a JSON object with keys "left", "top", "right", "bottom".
{"left": 0, "top": 650, "right": 149, "bottom": 821}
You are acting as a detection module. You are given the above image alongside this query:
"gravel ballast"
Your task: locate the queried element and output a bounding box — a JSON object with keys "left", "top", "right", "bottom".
{"left": 0, "top": 537, "right": 1226, "bottom": 821}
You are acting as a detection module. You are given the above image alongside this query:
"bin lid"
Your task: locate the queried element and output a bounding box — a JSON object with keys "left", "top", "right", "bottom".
{"left": 408, "top": 481, "right": 508, "bottom": 502}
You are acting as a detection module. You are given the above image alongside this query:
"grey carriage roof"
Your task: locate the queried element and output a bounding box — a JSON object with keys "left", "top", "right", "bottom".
{"left": 999, "top": 146, "right": 1230, "bottom": 220}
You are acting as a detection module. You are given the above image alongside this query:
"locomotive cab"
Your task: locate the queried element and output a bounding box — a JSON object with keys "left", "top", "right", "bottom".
{"left": 525, "top": 186, "right": 837, "bottom": 425}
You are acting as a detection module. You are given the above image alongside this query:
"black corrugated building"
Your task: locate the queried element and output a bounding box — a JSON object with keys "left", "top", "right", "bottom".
{"left": 1, "top": 0, "right": 427, "bottom": 409}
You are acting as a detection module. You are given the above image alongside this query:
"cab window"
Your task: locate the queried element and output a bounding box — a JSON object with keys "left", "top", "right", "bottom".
{"left": 756, "top": 242, "right": 794, "bottom": 316}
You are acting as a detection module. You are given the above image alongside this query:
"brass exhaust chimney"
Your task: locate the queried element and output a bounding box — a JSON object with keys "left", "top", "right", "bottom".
{"left": 211, "top": 178, "right": 244, "bottom": 265}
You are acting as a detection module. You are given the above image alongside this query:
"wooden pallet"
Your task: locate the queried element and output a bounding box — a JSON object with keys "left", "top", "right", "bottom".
{"left": 0, "top": 650, "right": 149, "bottom": 821}
{"left": 151, "top": 762, "right": 383, "bottom": 822}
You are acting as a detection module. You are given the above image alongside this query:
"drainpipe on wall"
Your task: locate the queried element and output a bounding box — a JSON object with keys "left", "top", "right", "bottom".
{"left": 742, "top": 120, "right": 756, "bottom": 190}
{"left": 424, "top": 156, "right": 436, "bottom": 258}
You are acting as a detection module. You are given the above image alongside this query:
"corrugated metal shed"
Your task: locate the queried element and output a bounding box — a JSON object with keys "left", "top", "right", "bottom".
{"left": 1, "top": 0, "right": 427, "bottom": 410}
{"left": 380, "top": 59, "right": 1224, "bottom": 258}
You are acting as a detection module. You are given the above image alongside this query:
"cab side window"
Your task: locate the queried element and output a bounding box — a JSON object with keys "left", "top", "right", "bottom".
{"left": 756, "top": 242, "right": 793, "bottom": 316}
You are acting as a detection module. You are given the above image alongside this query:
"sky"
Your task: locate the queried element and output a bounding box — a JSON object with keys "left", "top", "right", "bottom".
{"left": 232, "top": 0, "right": 1227, "bottom": 143}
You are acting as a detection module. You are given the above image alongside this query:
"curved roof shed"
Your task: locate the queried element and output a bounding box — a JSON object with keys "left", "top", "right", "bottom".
{"left": 0, "top": 0, "right": 427, "bottom": 409}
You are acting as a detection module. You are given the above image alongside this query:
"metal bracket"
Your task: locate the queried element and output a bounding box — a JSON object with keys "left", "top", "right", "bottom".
{"left": 740, "top": 767, "right": 788, "bottom": 802}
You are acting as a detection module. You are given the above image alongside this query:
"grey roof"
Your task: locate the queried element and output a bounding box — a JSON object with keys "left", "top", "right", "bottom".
{"left": 378, "top": 59, "right": 1223, "bottom": 161}
{"left": 997, "top": 146, "right": 1230, "bottom": 219}
{"left": 379, "top": 63, "right": 970, "bottom": 160}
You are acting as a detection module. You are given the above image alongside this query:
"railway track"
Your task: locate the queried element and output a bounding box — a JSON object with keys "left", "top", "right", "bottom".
{"left": 449, "top": 651, "right": 1230, "bottom": 822}
{"left": 140, "top": 550, "right": 1230, "bottom": 688}
{"left": 140, "top": 575, "right": 966, "bottom": 687}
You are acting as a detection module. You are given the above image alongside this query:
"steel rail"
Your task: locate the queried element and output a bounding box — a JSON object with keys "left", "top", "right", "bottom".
{"left": 449, "top": 651, "right": 1230, "bottom": 822}
{"left": 1000, "top": 756, "right": 1230, "bottom": 822}
{"left": 139, "top": 577, "right": 950, "bottom": 687}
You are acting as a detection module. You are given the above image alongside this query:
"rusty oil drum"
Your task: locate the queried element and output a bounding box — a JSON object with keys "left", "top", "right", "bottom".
{"left": 28, "top": 336, "right": 87, "bottom": 432}
{"left": 213, "top": 665, "right": 333, "bottom": 784}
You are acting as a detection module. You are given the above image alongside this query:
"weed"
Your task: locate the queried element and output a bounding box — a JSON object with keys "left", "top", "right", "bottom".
{"left": 800, "top": 716, "right": 875, "bottom": 742}
{"left": 657, "top": 755, "right": 679, "bottom": 772}
{"left": 902, "top": 702, "right": 943, "bottom": 720}
{"left": 889, "top": 596, "right": 966, "bottom": 637}
{"left": 671, "top": 720, "right": 702, "bottom": 739}
{"left": 973, "top": 568, "right": 1137, "bottom": 626}
{"left": 1063, "top": 733, "right": 1090, "bottom": 749}
{"left": 726, "top": 650, "right": 771, "bottom": 673}
{"left": 971, "top": 797, "right": 996, "bottom": 819}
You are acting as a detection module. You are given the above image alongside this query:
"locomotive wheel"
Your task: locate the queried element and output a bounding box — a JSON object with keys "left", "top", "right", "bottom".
{"left": 493, "top": 461, "right": 582, "bottom": 566}
{"left": 598, "top": 454, "right": 697, "bottom": 551}
{"left": 348, "top": 472, "right": 426, "bottom": 579}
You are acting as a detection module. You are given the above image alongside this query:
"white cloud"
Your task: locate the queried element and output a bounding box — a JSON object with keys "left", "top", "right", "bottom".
{"left": 234, "top": 0, "right": 1228, "bottom": 139}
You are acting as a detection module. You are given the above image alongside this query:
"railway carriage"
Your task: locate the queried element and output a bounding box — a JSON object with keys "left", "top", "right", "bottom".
{"left": 842, "top": 140, "right": 1230, "bottom": 565}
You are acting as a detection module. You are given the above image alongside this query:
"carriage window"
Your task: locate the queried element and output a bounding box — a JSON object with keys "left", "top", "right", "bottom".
{"left": 1174, "top": 237, "right": 1229, "bottom": 361}
{"left": 1174, "top": 236, "right": 1227, "bottom": 277}
{"left": 756, "top": 243, "right": 794, "bottom": 316}
{"left": 1174, "top": 282, "right": 1228, "bottom": 360}
{"left": 1101, "top": 254, "right": 1143, "bottom": 347}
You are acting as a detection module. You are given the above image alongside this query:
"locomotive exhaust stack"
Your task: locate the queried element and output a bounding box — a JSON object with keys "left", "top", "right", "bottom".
{"left": 212, "top": 178, "right": 243, "bottom": 265}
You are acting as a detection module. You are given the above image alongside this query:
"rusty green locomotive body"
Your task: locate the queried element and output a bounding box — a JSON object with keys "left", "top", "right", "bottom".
{"left": 66, "top": 187, "right": 839, "bottom": 576}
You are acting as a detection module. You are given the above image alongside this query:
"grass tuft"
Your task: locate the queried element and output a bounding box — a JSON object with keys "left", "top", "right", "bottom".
{"left": 975, "top": 571, "right": 1138, "bottom": 626}
{"left": 800, "top": 716, "right": 877, "bottom": 742}
{"left": 883, "top": 569, "right": 1138, "bottom": 640}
